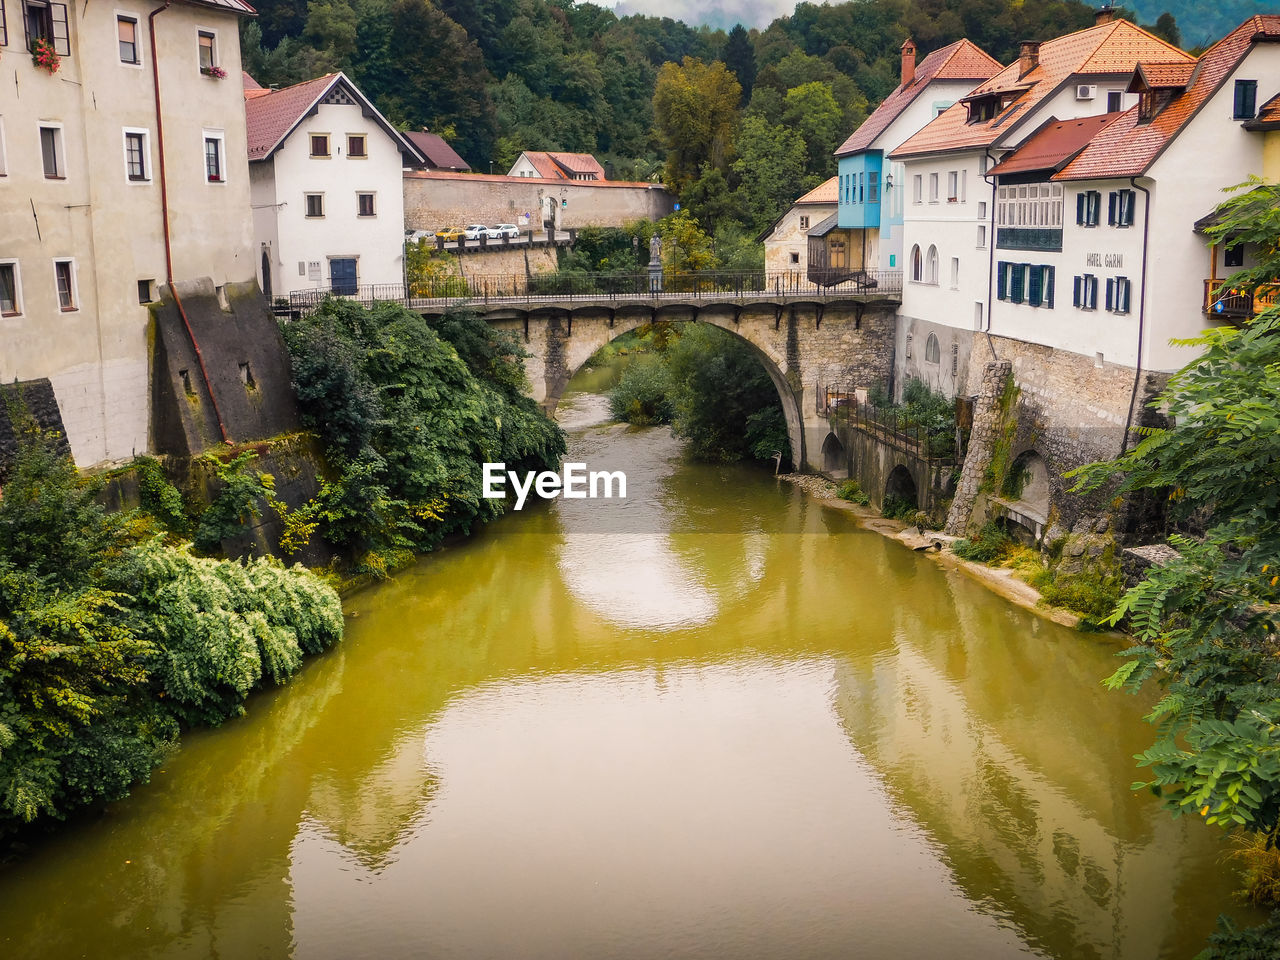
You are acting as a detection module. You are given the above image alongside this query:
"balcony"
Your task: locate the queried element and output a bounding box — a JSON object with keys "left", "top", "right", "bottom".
{"left": 995, "top": 227, "right": 1063, "bottom": 252}
{"left": 1203, "top": 280, "right": 1279, "bottom": 321}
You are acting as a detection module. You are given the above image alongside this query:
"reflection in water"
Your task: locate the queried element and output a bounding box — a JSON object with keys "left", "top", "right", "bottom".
{"left": 0, "top": 375, "right": 1260, "bottom": 960}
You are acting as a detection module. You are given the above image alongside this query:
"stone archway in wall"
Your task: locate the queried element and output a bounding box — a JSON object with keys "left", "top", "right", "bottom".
{"left": 538, "top": 310, "right": 809, "bottom": 472}
{"left": 1006, "top": 450, "right": 1050, "bottom": 516}
{"left": 821, "top": 432, "right": 848, "bottom": 478}
{"left": 885, "top": 464, "right": 918, "bottom": 510}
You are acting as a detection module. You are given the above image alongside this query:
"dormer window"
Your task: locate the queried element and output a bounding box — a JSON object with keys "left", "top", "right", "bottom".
{"left": 964, "top": 91, "right": 1019, "bottom": 125}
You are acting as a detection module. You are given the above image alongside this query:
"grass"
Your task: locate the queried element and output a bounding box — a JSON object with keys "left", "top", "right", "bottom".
{"left": 1228, "top": 833, "right": 1280, "bottom": 908}
{"left": 836, "top": 479, "right": 869, "bottom": 505}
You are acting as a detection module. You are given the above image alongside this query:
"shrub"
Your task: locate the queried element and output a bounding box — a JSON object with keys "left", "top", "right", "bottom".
{"left": 837, "top": 479, "right": 869, "bottom": 505}
{"left": 1195, "top": 912, "right": 1280, "bottom": 960}
{"left": 608, "top": 354, "right": 672, "bottom": 425}
{"left": 1228, "top": 833, "right": 1280, "bottom": 908}
{"left": 1036, "top": 565, "right": 1123, "bottom": 629}
{"left": 952, "top": 522, "right": 1014, "bottom": 564}
{"left": 881, "top": 495, "right": 918, "bottom": 522}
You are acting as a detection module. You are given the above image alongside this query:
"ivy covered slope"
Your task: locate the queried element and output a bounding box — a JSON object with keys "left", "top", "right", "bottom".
{"left": 0, "top": 428, "right": 343, "bottom": 841}
{"left": 281, "top": 301, "right": 566, "bottom": 576}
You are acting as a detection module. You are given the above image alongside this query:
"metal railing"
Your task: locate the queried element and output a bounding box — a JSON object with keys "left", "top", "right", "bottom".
{"left": 822, "top": 386, "right": 960, "bottom": 463}
{"left": 281, "top": 269, "right": 904, "bottom": 317}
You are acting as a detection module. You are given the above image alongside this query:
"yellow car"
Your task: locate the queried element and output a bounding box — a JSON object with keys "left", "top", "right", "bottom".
{"left": 435, "top": 226, "right": 466, "bottom": 241}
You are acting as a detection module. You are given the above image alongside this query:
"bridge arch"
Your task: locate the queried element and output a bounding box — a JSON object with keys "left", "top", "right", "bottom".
{"left": 885, "top": 464, "right": 918, "bottom": 511}
{"left": 821, "top": 432, "right": 848, "bottom": 478}
{"left": 541, "top": 312, "right": 807, "bottom": 470}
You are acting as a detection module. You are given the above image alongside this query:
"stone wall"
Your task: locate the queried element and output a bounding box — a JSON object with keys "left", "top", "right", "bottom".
{"left": 945, "top": 360, "right": 1011, "bottom": 535}
{"left": 453, "top": 246, "right": 559, "bottom": 278}
{"left": 0, "top": 379, "right": 70, "bottom": 476}
{"left": 404, "top": 173, "right": 674, "bottom": 234}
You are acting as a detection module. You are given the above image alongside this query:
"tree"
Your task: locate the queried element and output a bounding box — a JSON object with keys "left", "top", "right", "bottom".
{"left": 722, "top": 24, "right": 756, "bottom": 103}
{"left": 652, "top": 57, "right": 741, "bottom": 194}
{"left": 783, "top": 81, "right": 845, "bottom": 180}
{"left": 731, "top": 115, "right": 808, "bottom": 233}
{"left": 1073, "top": 181, "right": 1280, "bottom": 842}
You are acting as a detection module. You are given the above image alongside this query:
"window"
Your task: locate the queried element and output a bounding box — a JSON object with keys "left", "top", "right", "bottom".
{"left": 137, "top": 279, "right": 154, "bottom": 303}
{"left": 357, "top": 192, "right": 375, "bottom": 217}
{"left": 925, "top": 334, "right": 940, "bottom": 364}
{"left": 996, "top": 262, "right": 1053, "bottom": 307}
{"left": 1072, "top": 273, "right": 1099, "bottom": 310}
{"left": 799, "top": 216, "right": 809, "bottom": 230}
{"left": 947, "top": 171, "right": 958, "bottom": 201}
{"left": 1108, "top": 189, "right": 1135, "bottom": 227}
{"left": 868, "top": 172, "right": 879, "bottom": 204}
{"left": 789, "top": 251, "right": 799, "bottom": 265}
{"left": 950, "top": 257, "right": 959, "bottom": 289}
{"left": 910, "top": 244, "right": 922, "bottom": 282}
{"left": 1106, "top": 90, "right": 1122, "bottom": 112}
{"left": 925, "top": 245, "right": 939, "bottom": 284}
{"left": 1106, "top": 276, "right": 1132, "bottom": 313}
{"left": 977, "top": 201, "right": 987, "bottom": 219}
{"left": 976, "top": 224, "right": 987, "bottom": 248}
{"left": 1225, "top": 243, "right": 1244, "bottom": 268}
{"left": 905, "top": 334, "right": 913, "bottom": 359}
{"left": 912, "top": 175, "right": 922, "bottom": 205}
{"left": 123, "top": 129, "right": 148, "bottom": 181}
{"left": 39, "top": 125, "right": 63, "bottom": 178}
{"left": 998, "top": 183, "right": 1063, "bottom": 230}
{"left": 197, "top": 30, "right": 216, "bottom": 71}
{"left": 1027, "top": 265, "right": 1055, "bottom": 307}
{"left": 1075, "top": 190, "right": 1101, "bottom": 226}
{"left": 929, "top": 172, "right": 939, "bottom": 202}
{"left": 1234, "top": 80, "right": 1258, "bottom": 120}
{"left": 347, "top": 134, "right": 366, "bottom": 158}
{"left": 25, "top": 0, "right": 70, "bottom": 53}
{"left": 310, "top": 134, "right": 330, "bottom": 158}
{"left": 0, "top": 262, "right": 21, "bottom": 316}
{"left": 305, "top": 193, "right": 324, "bottom": 218}
{"left": 53, "top": 259, "right": 76, "bottom": 310}
{"left": 117, "top": 15, "right": 139, "bottom": 63}
{"left": 203, "top": 134, "right": 224, "bottom": 182}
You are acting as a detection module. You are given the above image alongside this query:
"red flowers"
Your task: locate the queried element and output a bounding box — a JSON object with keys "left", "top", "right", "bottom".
{"left": 31, "top": 38, "right": 61, "bottom": 74}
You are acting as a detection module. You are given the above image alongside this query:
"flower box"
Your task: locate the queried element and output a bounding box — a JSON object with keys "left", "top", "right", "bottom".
{"left": 200, "top": 66, "right": 227, "bottom": 79}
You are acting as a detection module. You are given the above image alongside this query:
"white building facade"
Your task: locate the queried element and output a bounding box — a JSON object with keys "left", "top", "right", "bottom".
{"left": 0, "top": 0, "right": 255, "bottom": 465}
{"left": 245, "top": 73, "right": 425, "bottom": 300}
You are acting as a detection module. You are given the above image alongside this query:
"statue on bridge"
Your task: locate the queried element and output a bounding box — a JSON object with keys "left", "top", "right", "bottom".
{"left": 648, "top": 233, "right": 663, "bottom": 294}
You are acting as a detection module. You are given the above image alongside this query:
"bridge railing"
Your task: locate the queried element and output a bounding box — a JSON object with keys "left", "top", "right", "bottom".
{"left": 283, "top": 269, "right": 904, "bottom": 317}
{"left": 822, "top": 386, "right": 960, "bottom": 463}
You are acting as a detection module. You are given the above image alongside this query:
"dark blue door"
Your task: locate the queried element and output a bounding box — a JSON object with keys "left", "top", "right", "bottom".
{"left": 330, "top": 258, "right": 357, "bottom": 295}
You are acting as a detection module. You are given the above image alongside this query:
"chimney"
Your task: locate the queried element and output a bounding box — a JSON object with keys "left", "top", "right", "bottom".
{"left": 1018, "top": 40, "right": 1041, "bottom": 78}
{"left": 1095, "top": 4, "right": 1115, "bottom": 25}
{"left": 901, "top": 38, "right": 917, "bottom": 87}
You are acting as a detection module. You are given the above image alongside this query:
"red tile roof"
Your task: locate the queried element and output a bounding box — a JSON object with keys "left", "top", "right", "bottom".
{"left": 987, "top": 113, "right": 1123, "bottom": 176}
{"left": 244, "top": 72, "right": 425, "bottom": 164}
{"left": 516, "top": 151, "right": 608, "bottom": 180}
{"left": 403, "top": 170, "right": 666, "bottom": 190}
{"left": 181, "top": 0, "right": 256, "bottom": 15}
{"left": 1246, "top": 91, "right": 1280, "bottom": 130}
{"left": 403, "top": 131, "right": 470, "bottom": 171}
{"left": 891, "top": 19, "right": 1192, "bottom": 159}
{"left": 835, "top": 39, "right": 1001, "bottom": 156}
{"left": 1058, "top": 15, "right": 1280, "bottom": 180}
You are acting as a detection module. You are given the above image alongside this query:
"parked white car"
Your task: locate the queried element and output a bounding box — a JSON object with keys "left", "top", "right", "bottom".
{"left": 463, "top": 224, "right": 488, "bottom": 240}
{"left": 488, "top": 224, "right": 521, "bottom": 239}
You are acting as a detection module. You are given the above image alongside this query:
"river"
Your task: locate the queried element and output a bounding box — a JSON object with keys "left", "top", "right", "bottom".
{"left": 0, "top": 365, "right": 1258, "bottom": 959}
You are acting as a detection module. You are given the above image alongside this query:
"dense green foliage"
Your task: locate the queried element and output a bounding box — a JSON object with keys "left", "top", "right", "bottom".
{"left": 282, "top": 300, "right": 565, "bottom": 573}
{"left": 0, "top": 426, "right": 342, "bottom": 840}
{"left": 1073, "top": 182, "right": 1280, "bottom": 848}
{"left": 1195, "top": 912, "right": 1280, "bottom": 960}
{"left": 607, "top": 323, "right": 790, "bottom": 463}
{"left": 952, "top": 521, "right": 1015, "bottom": 564}
{"left": 836, "top": 479, "right": 870, "bottom": 505}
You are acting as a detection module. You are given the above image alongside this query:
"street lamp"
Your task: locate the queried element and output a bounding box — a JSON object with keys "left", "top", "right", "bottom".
{"left": 884, "top": 173, "right": 894, "bottom": 190}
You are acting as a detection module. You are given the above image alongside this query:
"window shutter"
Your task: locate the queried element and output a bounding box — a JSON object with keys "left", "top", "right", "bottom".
{"left": 1088, "top": 276, "right": 1098, "bottom": 309}
{"left": 51, "top": 3, "right": 71, "bottom": 56}
{"left": 1107, "top": 192, "right": 1117, "bottom": 225}
{"left": 1073, "top": 276, "right": 1082, "bottom": 307}
{"left": 1076, "top": 192, "right": 1085, "bottom": 225}
{"left": 1106, "top": 277, "right": 1115, "bottom": 311}
{"left": 1045, "top": 267, "right": 1055, "bottom": 307}
{"left": 0, "top": 1, "right": 7, "bottom": 46}
{"left": 1028, "top": 264, "right": 1042, "bottom": 306}
{"left": 1011, "top": 264, "right": 1024, "bottom": 303}
{"left": 997, "top": 261, "right": 1008, "bottom": 300}
{"left": 1120, "top": 278, "right": 1131, "bottom": 313}
{"left": 1124, "top": 190, "right": 1136, "bottom": 226}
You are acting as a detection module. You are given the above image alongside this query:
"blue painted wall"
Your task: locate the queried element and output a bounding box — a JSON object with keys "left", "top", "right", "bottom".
{"left": 837, "top": 151, "right": 883, "bottom": 230}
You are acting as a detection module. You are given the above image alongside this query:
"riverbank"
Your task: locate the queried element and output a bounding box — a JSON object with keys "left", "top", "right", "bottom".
{"left": 780, "top": 473, "right": 1085, "bottom": 629}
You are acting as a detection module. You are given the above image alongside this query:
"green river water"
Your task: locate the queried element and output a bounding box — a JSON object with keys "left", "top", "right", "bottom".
{"left": 0, "top": 365, "right": 1260, "bottom": 959}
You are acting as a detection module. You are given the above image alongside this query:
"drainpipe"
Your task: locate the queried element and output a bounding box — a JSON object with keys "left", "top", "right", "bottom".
{"left": 982, "top": 149, "right": 1000, "bottom": 361}
{"left": 1120, "top": 178, "right": 1151, "bottom": 456}
{"left": 149, "top": 0, "right": 229, "bottom": 444}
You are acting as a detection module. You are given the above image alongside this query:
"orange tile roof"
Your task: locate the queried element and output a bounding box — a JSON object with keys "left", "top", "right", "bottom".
{"left": 835, "top": 39, "right": 1001, "bottom": 156}
{"left": 1058, "top": 15, "right": 1280, "bottom": 180}
{"left": 1132, "top": 61, "right": 1196, "bottom": 88}
{"left": 987, "top": 113, "right": 1123, "bottom": 176}
{"left": 403, "top": 170, "right": 665, "bottom": 190}
{"left": 1246, "top": 91, "right": 1280, "bottom": 130}
{"left": 891, "top": 18, "right": 1193, "bottom": 160}
{"left": 518, "top": 151, "right": 607, "bottom": 180}
{"left": 796, "top": 176, "right": 838, "bottom": 204}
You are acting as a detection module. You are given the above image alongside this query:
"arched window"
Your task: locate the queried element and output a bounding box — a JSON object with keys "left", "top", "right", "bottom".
{"left": 926, "top": 245, "right": 939, "bottom": 284}
{"left": 910, "top": 244, "right": 922, "bottom": 282}
{"left": 925, "top": 334, "right": 941, "bottom": 364}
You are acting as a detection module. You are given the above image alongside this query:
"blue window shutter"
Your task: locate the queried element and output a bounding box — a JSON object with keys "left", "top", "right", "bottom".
{"left": 997, "top": 262, "right": 1008, "bottom": 300}
{"left": 1028, "top": 264, "right": 1042, "bottom": 306}
{"left": 1076, "top": 192, "right": 1085, "bottom": 224}
{"left": 1107, "top": 192, "right": 1117, "bottom": 225}
{"left": 1011, "top": 264, "right": 1024, "bottom": 303}
{"left": 1106, "top": 277, "right": 1114, "bottom": 311}
{"left": 1088, "top": 275, "right": 1097, "bottom": 309}
{"left": 1073, "top": 276, "right": 1081, "bottom": 306}
{"left": 1044, "top": 267, "right": 1055, "bottom": 307}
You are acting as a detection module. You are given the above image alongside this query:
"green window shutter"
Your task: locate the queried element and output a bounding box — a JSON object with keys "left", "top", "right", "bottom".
{"left": 1045, "top": 267, "right": 1055, "bottom": 307}
{"left": 1106, "top": 277, "right": 1115, "bottom": 311}
{"left": 1011, "top": 264, "right": 1024, "bottom": 303}
{"left": 1028, "top": 264, "right": 1042, "bottom": 306}
{"left": 1073, "top": 275, "right": 1082, "bottom": 307}
{"left": 1076, "top": 192, "right": 1086, "bottom": 224}
{"left": 1108, "top": 191, "right": 1117, "bottom": 225}
{"left": 997, "top": 261, "right": 1008, "bottom": 300}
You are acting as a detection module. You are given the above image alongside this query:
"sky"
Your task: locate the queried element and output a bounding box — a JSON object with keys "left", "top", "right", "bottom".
{"left": 609, "top": 0, "right": 797, "bottom": 29}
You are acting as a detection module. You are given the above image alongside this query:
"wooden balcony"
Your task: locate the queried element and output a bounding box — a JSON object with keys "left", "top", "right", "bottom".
{"left": 1203, "top": 281, "right": 1279, "bottom": 321}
